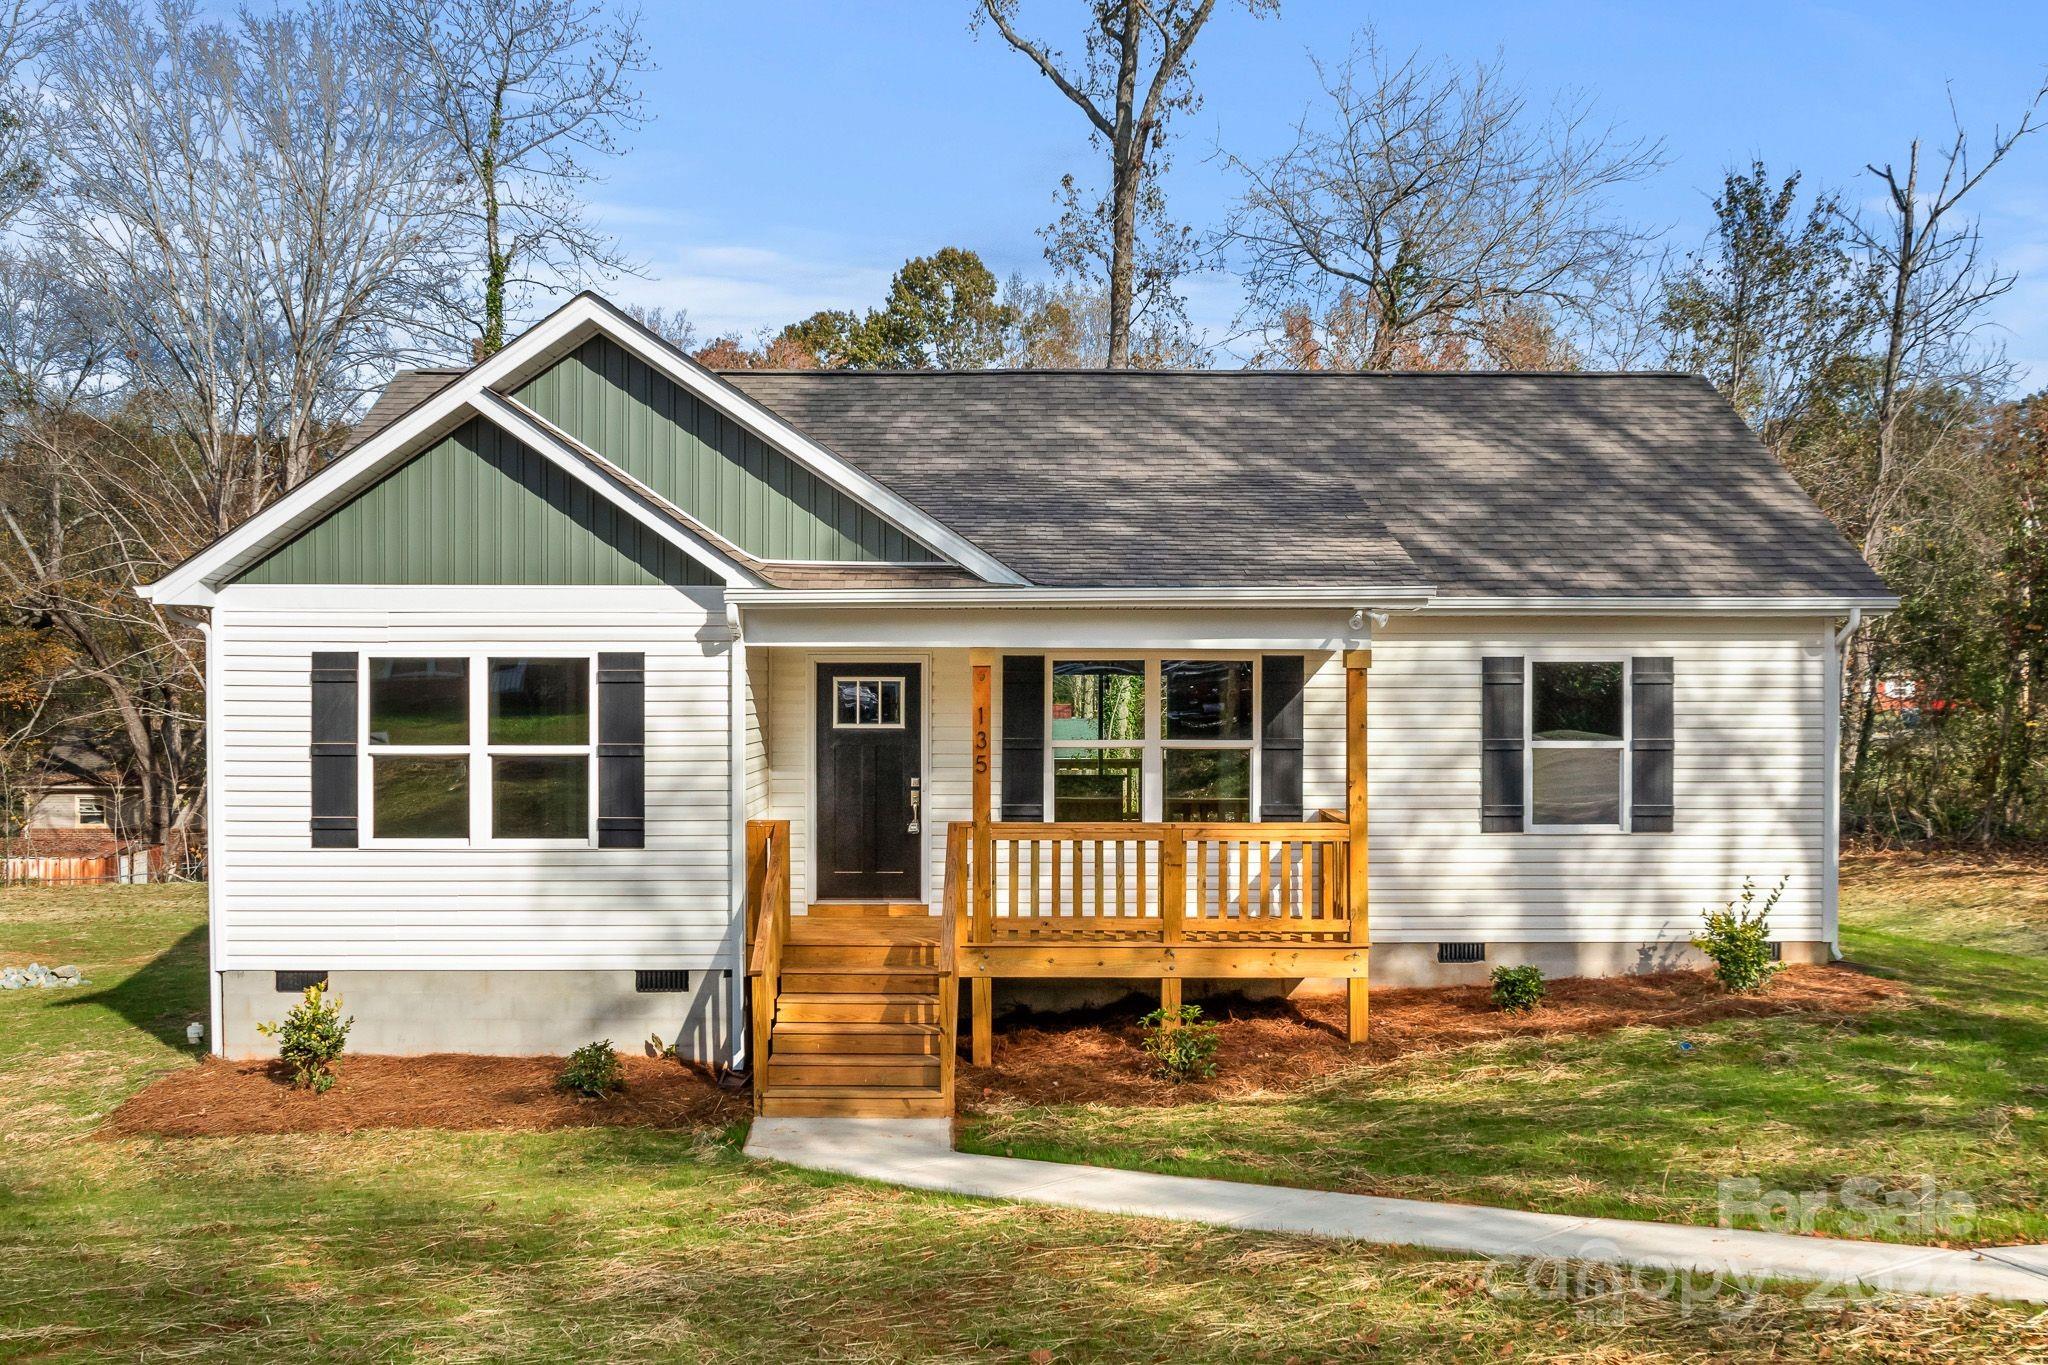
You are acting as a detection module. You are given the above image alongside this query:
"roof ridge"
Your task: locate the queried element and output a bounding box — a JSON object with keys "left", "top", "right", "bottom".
{"left": 720, "top": 367, "right": 1707, "bottom": 380}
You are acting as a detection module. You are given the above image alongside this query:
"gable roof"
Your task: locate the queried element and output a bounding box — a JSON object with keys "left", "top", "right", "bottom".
{"left": 721, "top": 369, "right": 1890, "bottom": 600}
{"left": 141, "top": 295, "right": 1020, "bottom": 604}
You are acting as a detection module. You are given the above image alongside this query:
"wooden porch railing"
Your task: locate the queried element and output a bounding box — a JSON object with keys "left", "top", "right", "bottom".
{"left": 743, "top": 818, "right": 791, "bottom": 1111}
{"left": 966, "top": 821, "right": 1353, "bottom": 941}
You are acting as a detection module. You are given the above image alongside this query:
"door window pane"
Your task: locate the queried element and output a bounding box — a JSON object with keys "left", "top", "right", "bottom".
{"left": 491, "top": 755, "right": 589, "bottom": 839}
{"left": 1531, "top": 747, "right": 1622, "bottom": 826}
{"left": 371, "top": 756, "right": 469, "bottom": 839}
{"left": 368, "top": 658, "right": 468, "bottom": 745}
{"left": 1163, "top": 660, "right": 1253, "bottom": 740}
{"left": 1532, "top": 662, "right": 1624, "bottom": 740}
{"left": 1163, "top": 748, "right": 1251, "bottom": 822}
{"left": 833, "top": 677, "right": 904, "bottom": 728}
{"left": 1053, "top": 747, "right": 1143, "bottom": 821}
{"left": 1052, "top": 661, "right": 1144, "bottom": 741}
{"left": 489, "top": 658, "right": 589, "bottom": 745}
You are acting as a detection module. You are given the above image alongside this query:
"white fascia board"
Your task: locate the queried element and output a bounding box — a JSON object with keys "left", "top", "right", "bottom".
{"left": 571, "top": 294, "right": 1027, "bottom": 586}
{"left": 1420, "top": 594, "right": 1900, "bottom": 615}
{"left": 469, "top": 390, "right": 757, "bottom": 586}
{"left": 723, "top": 584, "right": 1437, "bottom": 610}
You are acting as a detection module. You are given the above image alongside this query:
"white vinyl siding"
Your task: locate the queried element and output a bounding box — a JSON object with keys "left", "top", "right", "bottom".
{"left": 210, "top": 585, "right": 733, "bottom": 970}
{"left": 1364, "top": 614, "right": 1830, "bottom": 943}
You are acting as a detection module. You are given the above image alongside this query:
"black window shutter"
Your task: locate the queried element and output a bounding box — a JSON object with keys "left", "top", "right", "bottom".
{"left": 1631, "top": 657, "right": 1674, "bottom": 832}
{"left": 1000, "top": 655, "right": 1045, "bottom": 819}
{"left": 1259, "top": 655, "right": 1306, "bottom": 820}
{"left": 597, "top": 652, "right": 646, "bottom": 848}
{"left": 1480, "top": 656, "right": 1525, "bottom": 833}
{"left": 310, "top": 652, "right": 358, "bottom": 848}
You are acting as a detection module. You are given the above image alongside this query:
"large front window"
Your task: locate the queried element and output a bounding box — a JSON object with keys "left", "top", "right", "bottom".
{"left": 365, "top": 655, "right": 594, "bottom": 843}
{"left": 1527, "top": 660, "right": 1627, "bottom": 830}
{"left": 1048, "top": 657, "right": 1258, "bottom": 822}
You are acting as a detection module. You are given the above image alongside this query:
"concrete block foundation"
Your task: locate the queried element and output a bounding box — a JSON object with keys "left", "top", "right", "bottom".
{"left": 221, "top": 968, "right": 735, "bottom": 1064}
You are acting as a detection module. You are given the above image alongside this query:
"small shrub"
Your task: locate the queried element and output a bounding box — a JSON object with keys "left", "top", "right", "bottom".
{"left": 256, "top": 982, "right": 353, "bottom": 1093}
{"left": 559, "top": 1040, "right": 624, "bottom": 1097}
{"left": 1490, "top": 963, "right": 1546, "bottom": 1014}
{"left": 1139, "top": 1003, "right": 1220, "bottom": 1082}
{"left": 1695, "top": 876, "right": 1789, "bottom": 993}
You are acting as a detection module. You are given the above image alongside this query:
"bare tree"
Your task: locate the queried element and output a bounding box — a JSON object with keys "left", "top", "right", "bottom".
{"left": 1220, "top": 33, "right": 1663, "bottom": 370}
{"left": 373, "top": 0, "right": 650, "bottom": 358}
{"left": 975, "top": 0, "right": 1270, "bottom": 367}
{"left": 1841, "top": 91, "right": 2045, "bottom": 572}
{"left": 5, "top": 1, "right": 468, "bottom": 864}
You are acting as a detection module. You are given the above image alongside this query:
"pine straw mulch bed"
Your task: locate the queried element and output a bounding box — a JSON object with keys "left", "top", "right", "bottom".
{"left": 957, "top": 963, "right": 1904, "bottom": 1113}
{"left": 105, "top": 1053, "right": 748, "bottom": 1139}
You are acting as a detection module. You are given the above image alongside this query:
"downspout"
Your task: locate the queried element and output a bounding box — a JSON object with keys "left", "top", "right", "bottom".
{"left": 167, "top": 604, "right": 224, "bottom": 1056}
{"left": 1823, "top": 609, "right": 1863, "bottom": 960}
{"left": 725, "top": 599, "right": 750, "bottom": 1073}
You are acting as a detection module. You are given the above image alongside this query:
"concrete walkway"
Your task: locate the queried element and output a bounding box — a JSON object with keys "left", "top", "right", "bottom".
{"left": 745, "top": 1117, "right": 2048, "bottom": 1303}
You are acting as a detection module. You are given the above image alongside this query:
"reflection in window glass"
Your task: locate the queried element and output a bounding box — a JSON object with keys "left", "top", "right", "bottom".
{"left": 489, "top": 658, "right": 589, "bottom": 745}
{"left": 1163, "top": 660, "right": 1253, "bottom": 740}
{"left": 833, "top": 677, "right": 903, "bottom": 728}
{"left": 1052, "top": 661, "right": 1144, "bottom": 741}
{"left": 369, "top": 658, "right": 468, "bottom": 745}
{"left": 371, "top": 755, "right": 469, "bottom": 839}
{"left": 1163, "top": 748, "right": 1251, "bottom": 822}
{"left": 1531, "top": 747, "right": 1622, "bottom": 826}
{"left": 492, "top": 755, "right": 589, "bottom": 839}
{"left": 1053, "top": 747, "right": 1143, "bottom": 821}
{"left": 1532, "top": 662, "right": 1624, "bottom": 740}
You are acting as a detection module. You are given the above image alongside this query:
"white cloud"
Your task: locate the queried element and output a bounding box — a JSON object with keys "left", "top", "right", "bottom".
{"left": 604, "top": 240, "right": 896, "bottom": 341}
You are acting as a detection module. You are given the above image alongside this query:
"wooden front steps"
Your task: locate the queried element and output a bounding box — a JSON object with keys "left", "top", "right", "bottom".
{"left": 758, "top": 906, "right": 955, "bottom": 1118}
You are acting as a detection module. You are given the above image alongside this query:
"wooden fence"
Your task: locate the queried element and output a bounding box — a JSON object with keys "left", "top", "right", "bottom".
{"left": 1, "top": 845, "right": 176, "bottom": 886}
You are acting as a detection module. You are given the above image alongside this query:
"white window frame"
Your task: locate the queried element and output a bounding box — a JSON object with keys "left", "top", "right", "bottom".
{"left": 828, "top": 675, "right": 907, "bottom": 730}
{"left": 359, "top": 652, "right": 599, "bottom": 849}
{"left": 1524, "top": 655, "right": 1631, "bottom": 835}
{"left": 75, "top": 793, "right": 106, "bottom": 826}
{"left": 1043, "top": 654, "right": 1262, "bottom": 823}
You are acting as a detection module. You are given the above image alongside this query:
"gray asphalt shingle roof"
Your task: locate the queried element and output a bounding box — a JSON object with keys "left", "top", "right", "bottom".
{"left": 722, "top": 369, "right": 1889, "bottom": 598}
{"left": 345, "top": 357, "right": 1890, "bottom": 598}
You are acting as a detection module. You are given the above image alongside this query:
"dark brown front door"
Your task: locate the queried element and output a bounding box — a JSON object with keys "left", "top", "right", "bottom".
{"left": 815, "top": 663, "right": 922, "bottom": 900}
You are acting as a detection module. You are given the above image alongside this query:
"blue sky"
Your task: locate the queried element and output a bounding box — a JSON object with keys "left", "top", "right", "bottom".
{"left": 594, "top": 1, "right": 2048, "bottom": 385}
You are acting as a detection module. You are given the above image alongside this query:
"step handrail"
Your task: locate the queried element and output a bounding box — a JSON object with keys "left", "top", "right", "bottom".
{"left": 744, "top": 819, "right": 791, "bottom": 1112}
{"left": 939, "top": 822, "right": 968, "bottom": 1104}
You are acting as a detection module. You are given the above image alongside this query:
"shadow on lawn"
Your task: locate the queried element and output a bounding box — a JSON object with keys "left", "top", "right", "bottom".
{"left": 55, "top": 923, "right": 208, "bottom": 1048}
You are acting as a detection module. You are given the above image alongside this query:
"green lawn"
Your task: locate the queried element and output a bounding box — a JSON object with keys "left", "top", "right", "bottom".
{"left": 0, "top": 880, "right": 2041, "bottom": 1360}
{"left": 960, "top": 854, "right": 2048, "bottom": 1252}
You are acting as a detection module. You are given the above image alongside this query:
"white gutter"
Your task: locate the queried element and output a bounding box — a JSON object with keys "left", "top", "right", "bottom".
{"left": 1425, "top": 595, "right": 1901, "bottom": 616}
{"left": 725, "top": 598, "right": 750, "bottom": 1073}
{"left": 1823, "top": 607, "right": 1864, "bottom": 960}
{"left": 724, "top": 585, "right": 1438, "bottom": 610}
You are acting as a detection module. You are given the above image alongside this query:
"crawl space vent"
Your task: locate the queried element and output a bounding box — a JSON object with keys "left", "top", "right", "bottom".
{"left": 1436, "top": 942, "right": 1486, "bottom": 965}
{"left": 636, "top": 970, "right": 689, "bottom": 993}
{"left": 275, "top": 970, "right": 328, "bottom": 992}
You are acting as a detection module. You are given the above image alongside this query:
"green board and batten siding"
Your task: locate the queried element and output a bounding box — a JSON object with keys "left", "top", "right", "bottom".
{"left": 515, "top": 335, "right": 937, "bottom": 563}
{"left": 237, "top": 418, "right": 719, "bottom": 587}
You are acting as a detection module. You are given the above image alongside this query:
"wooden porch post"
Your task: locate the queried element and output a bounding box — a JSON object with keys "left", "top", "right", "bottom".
{"left": 970, "top": 656, "right": 995, "bottom": 1066}
{"left": 1345, "top": 648, "right": 1372, "bottom": 1043}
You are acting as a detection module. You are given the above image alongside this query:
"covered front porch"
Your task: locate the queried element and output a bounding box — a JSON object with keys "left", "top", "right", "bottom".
{"left": 737, "top": 606, "right": 1382, "bottom": 1115}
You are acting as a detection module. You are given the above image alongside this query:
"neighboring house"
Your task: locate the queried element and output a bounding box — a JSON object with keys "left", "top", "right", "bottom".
{"left": 6, "top": 742, "right": 142, "bottom": 858}
{"left": 142, "top": 293, "right": 1894, "bottom": 1116}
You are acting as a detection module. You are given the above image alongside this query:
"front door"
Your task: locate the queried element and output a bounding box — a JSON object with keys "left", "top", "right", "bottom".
{"left": 815, "top": 663, "right": 922, "bottom": 900}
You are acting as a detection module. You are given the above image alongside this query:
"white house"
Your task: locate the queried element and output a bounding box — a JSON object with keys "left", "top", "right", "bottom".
{"left": 142, "top": 293, "right": 1894, "bottom": 1117}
